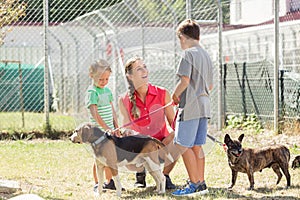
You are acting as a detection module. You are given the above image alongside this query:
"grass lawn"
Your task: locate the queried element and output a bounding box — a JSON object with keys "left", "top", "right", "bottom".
{"left": 0, "top": 130, "right": 299, "bottom": 200}
{"left": 0, "top": 112, "right": 79, "bottom": 134}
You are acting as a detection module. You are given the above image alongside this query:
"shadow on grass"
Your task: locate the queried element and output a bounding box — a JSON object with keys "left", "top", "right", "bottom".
{"left": 253, "top": 184, "right": 300, "bottom": 199}
{"left": 120, "top": 186, "right": 245, "bottom": 199}
{"left": 0, "top": 193, "right": 65, "bottom": 200}
{"left": 121, "top": 186, "right": 173, "bottom": 199}
{"left": 119, "top": 186, "right": 300, "bottom": 200}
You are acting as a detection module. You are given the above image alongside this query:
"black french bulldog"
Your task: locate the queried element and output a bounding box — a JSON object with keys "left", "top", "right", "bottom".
{"left": 224, "top": 134, "right": 291, "bottom": 190}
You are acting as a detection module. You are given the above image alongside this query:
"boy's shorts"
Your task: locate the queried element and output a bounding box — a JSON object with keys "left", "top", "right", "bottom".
{"left": 174, "top": 118, "right": 208, "bottom": 148}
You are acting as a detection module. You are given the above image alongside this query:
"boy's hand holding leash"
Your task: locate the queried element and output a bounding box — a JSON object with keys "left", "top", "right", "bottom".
{"left": 171, "top": 93, "right": 180, "bottom": 105}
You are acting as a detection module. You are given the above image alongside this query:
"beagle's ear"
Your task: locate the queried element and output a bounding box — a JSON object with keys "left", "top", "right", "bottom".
{"left": 84, "top": 123, "right": 92, "bottom": 129}
{"left": 81, "top": 123, "right": 93, "bottom": 143}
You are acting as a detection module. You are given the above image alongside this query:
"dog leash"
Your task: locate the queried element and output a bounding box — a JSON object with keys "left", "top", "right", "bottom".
{"left": 207, "top": 134, "right": 223, "bottom": 146}
{"left": 112, "top": 101, "right": 227, "bottom": 152}
{"left": 113, "top": 101, "right": 175, "bottom": 132}
{"left": 172, "top": 107, "right": 226, "bottom": 151}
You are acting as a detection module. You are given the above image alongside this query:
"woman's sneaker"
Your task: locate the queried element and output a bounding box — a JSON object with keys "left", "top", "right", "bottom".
{"left": 165, "top": 174, "right": 176, "bottom": 189}
{"left": 103, "top": 179, "right": 116, "bottom": 190}
{"left": 134, "top": 172, "right": 146, "bottom": 188}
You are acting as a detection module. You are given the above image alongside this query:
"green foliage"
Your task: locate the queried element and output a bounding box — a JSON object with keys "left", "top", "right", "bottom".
{"left": 21, "top": 0, "right": 123, "bottom": 23}
{"left": 19, "top": 0, "right": 230, "bottom": 24}
{"left": 221, "top": 0, "right": 230, "bottom": 24}
{"left": 133, "top": 0, "right": 185, "bottom": 23}
{"left": 290, "top": 144, "right": 300, "bottom": 154}
{"left": 225, "top": 113, "right": 264, "bottom": 133}
{"left": 11, "top": 132, "right": 35, "bottom": 140}
{"left": 0, "top": 0, "right": 26, "bottom": 45}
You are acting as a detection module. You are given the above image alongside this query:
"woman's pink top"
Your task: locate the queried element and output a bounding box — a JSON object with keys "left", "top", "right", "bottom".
{"left": 121, "top": 83, "right": 169, "bottom": 141}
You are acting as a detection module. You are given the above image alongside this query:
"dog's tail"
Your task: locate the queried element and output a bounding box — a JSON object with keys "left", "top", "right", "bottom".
{"left": 151, "top": 137, "right": 166, "bottom": 148}
{"left": 282, "top": 146, "right": 290, "bottom": 162}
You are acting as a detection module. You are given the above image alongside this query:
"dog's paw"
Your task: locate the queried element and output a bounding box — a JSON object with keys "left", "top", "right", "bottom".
{"left": 227, "top": 186, "right": 233, "bottom": 191}
{"left": 116, "top": 191, "right": 122, "bottom": 197}
{"left": 285, "top": 185, "right": 291, "bottom": 189}
{"left": 93, "top": 191, "right": 100, "bottom": 198}
{"left": 158, "top": 190, "right": 165, "bottom": 194}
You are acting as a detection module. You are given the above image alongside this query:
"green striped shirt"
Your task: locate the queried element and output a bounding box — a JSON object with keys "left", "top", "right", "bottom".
{"left": 85, "top": 85, "right": 114, "bottom": 130}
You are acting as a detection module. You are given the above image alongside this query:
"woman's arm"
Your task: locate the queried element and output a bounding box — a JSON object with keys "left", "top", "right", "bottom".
{"left": 164, "top": 90, "right": 175, "bottom": 127}
{"left": 118, "top": 97, "right": 131, "bottom": 125}
{"left": 110, "top": 102, "right": 119, "bottom": 129}
{"left": 110, "top": 102, "right": 121, "bottom": 136}
{"left": 118, "top": 97, "right": 136, "bottom": 136}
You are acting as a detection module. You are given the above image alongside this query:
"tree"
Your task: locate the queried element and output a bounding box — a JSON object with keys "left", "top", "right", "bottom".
{"left": 0, "top": 0, "right": 26, "bottom": 46}
{"left": 20, "top": 0, "right": 123, "bottom": 23}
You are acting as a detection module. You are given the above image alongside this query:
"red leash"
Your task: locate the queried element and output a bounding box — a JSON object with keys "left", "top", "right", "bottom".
{"left": 114, "top": 101, "right": 175, "bottom": 132}
{"left": 171, "top": 108, "right": 227, "bottom": 151}
{"left": 171, "top": 109, "right": 178, "bottom": 131}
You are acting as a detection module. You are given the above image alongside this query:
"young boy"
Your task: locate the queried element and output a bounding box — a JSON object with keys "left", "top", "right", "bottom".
{"left": 85, "top": 59, "right": 120, "bottom": 193}
{"left": 171, "top": 19, "right": 213, "bottom": 196}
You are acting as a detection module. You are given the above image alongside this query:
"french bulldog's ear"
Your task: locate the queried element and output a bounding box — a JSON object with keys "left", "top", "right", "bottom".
{"left": 224, "top": 134, "right": 232, "bottom": 144}
{"left": 238, "top": 134, "right": 244, "bottom": 142}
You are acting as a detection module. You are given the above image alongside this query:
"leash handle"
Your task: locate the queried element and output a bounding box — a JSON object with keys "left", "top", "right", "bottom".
{"left": 171, "top": 109, "right": 178, "bottom": 131}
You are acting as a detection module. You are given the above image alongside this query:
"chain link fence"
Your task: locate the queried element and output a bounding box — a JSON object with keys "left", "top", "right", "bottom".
{"left": 0, "top": 0, "right": 299, "bottom": 133}
{"left": 219, "top": 0, "right": 300, "bottom": 131}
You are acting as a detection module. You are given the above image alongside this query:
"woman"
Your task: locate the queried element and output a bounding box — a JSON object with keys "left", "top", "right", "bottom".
{"left": 118, "top": 56, "right": 177, "bottom": 189}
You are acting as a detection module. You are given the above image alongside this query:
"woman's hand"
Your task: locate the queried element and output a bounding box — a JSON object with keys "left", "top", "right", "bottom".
{"left": 122, "top": 129, "right": 138, "bottom": 136}
{"left": 106, "top": 129, "right": 121, "bottom": 137}
{"left": 112, "top": 129, "right": 121, "bottom": 137}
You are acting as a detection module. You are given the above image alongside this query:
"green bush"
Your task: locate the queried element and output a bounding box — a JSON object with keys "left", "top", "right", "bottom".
{"left": 225, "top": 114, "right": 263, "bottom": 133}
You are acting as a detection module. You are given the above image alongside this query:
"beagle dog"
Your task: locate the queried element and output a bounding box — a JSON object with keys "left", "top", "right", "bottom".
{"left": 70, "top": 123, "right": 173, "bottom": 197}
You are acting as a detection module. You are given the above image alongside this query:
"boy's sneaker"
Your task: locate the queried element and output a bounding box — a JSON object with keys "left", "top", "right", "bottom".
{"left": 196, "top": 181, "right": 209, "bottom": 195}
{"left": 172, "top": 182, "right": 198, "bottom": 197}
{"left": 165, "top": 174, "right": 176, "bottom": 189}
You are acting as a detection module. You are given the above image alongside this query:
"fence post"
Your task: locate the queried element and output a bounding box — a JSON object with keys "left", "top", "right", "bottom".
{"left": 279, "top": 69, "right": 285, "bottom": 117}
{"left": 43, "top": 0, "right": 50, "bottom": 131}
{"left": 17, "top": 61, "right": 25, "bottom": 128}
{"left": 242, "top": 62, "right": 246, "bottom": 117}
{"left": 217, "top": 0, "right": 223, "bottom": 130}
{"left": 274, "top": 0, "right": 279, "bottom": 133}
{"left": 186, "top": 0, "right": 192, "bottom": 19}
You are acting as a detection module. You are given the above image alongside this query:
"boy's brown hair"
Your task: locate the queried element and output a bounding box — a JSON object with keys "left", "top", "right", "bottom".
{"left": 176, "top": 19, "right": 200, "bottom": 40}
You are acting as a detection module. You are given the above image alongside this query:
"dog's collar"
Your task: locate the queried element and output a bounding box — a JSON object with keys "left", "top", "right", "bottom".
{"left": 92, "top": 135, "right": 106, "bottom": 147}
